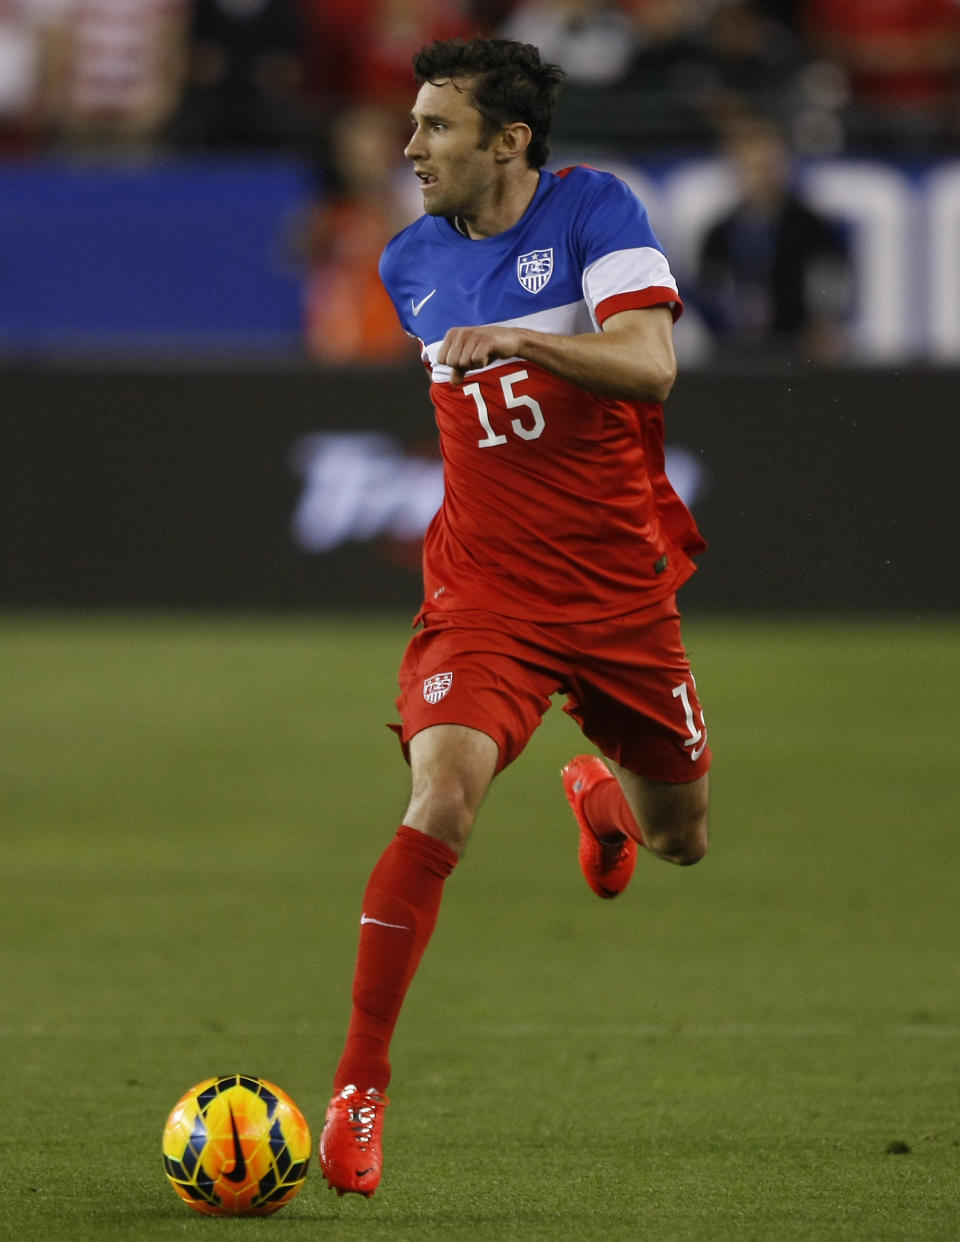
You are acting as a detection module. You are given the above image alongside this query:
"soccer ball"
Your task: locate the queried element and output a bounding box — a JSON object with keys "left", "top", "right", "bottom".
{"left": 162, "top": 1074, "right": 311, "bottom": 1216}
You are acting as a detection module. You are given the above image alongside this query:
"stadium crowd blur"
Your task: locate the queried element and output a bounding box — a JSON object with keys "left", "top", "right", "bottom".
{"left": 2, "top": 0, "right": 960, "bottom": 363}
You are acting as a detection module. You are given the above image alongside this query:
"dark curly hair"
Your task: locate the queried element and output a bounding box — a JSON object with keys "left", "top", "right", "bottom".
{"left": 412, "top": 38, "right": 566, "bottom": 170}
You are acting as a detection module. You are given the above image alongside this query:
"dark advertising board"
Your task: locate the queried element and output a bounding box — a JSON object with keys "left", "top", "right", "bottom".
{"left": 1, "top": 363, "right": 956, "bottom": 613}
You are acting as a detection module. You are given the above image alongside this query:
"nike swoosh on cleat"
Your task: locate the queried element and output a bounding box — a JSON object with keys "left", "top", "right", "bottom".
{"left": 411, "top": 289, "right": 437, "bottom": 316}
{"left": 355, "top": 1167, "right": 375, "bottom": 1178}
{"left": 222, "top": 1106, "right": 248, "bottom": 1183}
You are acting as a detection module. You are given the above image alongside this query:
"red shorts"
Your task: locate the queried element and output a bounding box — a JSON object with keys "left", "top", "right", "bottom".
{"left": 392, "top": 595, "right": 711, "bottom": 783}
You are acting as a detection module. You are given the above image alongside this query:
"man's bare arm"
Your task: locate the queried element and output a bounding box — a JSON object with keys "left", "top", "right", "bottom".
{"left": 436, "top": 306, "right": 678, "bottom": 402}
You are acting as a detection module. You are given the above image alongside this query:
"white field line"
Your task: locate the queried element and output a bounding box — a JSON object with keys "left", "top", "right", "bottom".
{"left": 2, "top": 1022, "right": 959, "bottom": 1039}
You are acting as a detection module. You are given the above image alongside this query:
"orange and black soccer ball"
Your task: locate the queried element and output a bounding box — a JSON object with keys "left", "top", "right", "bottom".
{"left": 162, "top": 1075, "right": 311, "bottom": 1216}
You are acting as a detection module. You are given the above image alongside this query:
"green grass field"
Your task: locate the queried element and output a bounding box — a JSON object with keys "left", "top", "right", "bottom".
{"left": 2, "top": 611, "right": 958, "bottom": 1242}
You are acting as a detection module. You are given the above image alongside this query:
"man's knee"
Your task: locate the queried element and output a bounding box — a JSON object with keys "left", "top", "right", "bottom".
{"left": 645, "top": 813, "right": 709, "bottom": 866}
{"left": 404, "top": 724, "right": 500, "bottom": 854}
{"left": 614, "top": 765, "right": 709, "bottom": 866}
{"left": 405, "top": 777, "right": 477, "bottom": 853}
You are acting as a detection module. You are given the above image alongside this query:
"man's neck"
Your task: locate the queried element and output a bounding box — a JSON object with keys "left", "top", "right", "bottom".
{"left": 454, "top": 169, "right": 541, "bottom": 239}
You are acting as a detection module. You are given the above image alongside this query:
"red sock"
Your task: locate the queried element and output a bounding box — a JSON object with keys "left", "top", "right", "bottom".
{"left": 583, "top": 777, "right": 646, "bottom": 847}
{"left": 333, "top": 825, "right": 458, "bottom": 1093}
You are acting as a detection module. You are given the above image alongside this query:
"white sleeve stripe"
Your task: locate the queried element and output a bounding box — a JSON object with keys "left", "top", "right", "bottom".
{"left": 583, "top": 247, "right": 678, "bottom": 313}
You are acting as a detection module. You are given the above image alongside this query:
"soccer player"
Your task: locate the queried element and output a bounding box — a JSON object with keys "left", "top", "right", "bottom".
{"left": 319, "top": 36, "right": 711, "bottom": 1198}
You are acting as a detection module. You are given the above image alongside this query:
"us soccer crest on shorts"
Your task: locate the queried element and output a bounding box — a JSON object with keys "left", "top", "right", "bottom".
{"left": 423, "top": 672, "right": 453, "bottom": 704}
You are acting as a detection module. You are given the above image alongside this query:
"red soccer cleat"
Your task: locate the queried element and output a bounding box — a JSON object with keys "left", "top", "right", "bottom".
{"left": 562, "top": 754, "right": 638, "bottom": 899}
{"left": 319, "top": 1084, "right": 389, "bottom": 1198}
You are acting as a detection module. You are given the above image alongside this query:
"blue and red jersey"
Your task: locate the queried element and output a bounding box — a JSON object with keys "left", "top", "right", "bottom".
{"left": 379, "top": 164, "right": 705, "bottom": 621}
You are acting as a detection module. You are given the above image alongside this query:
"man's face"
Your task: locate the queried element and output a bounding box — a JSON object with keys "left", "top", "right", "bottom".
{"left": 404, "top": 77, "right": 499, "bottom": 220}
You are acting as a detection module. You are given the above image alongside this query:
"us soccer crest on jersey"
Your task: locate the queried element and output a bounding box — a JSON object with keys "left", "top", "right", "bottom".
{"left": 516, "top": 248, "right": 553, "bottom": 294}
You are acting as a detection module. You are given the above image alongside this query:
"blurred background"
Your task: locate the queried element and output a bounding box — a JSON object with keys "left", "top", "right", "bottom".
{"left": 2, "top": 0, "right": 959, "bottom": 615}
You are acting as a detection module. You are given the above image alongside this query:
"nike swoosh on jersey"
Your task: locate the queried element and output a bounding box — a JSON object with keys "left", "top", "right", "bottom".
{"left": 411, "top": 289, "right": 437, "bottom": 316}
